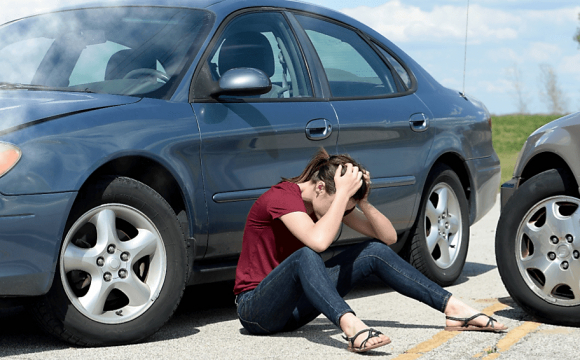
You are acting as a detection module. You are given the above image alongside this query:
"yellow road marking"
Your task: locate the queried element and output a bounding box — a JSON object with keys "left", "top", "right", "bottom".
{"left": 480, "top": 302, "right": 510, "bottom": 316}
{"left": 393, "top": 301, "right": 508, "bottom": 360}
{"left": 481, "top": 321, "right": 541, "bottom": 360}
{"left": 395, "top": 353, "right": 423, "bottom": 360}
{"left": 395, "top": 331, "right": 460, "bottom": 360}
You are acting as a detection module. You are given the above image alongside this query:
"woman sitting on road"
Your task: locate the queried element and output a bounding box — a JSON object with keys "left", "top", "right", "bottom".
{"left": 233, "top": 148, "right": 507, "bottom": 353}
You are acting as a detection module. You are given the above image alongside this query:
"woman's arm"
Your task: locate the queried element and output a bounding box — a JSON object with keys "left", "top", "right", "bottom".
{"left": 342, "top": 202, "right": 397, "bottom": 245}
{"left": 342, "top": 171, "right": 397, "bottom": 245}
{"left": 280, "top": 164, "right": 362, "bottom": 253}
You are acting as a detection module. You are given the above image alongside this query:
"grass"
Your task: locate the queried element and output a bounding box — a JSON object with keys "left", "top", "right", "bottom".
{"left": 492, "top": 114, "right": 565, "bottom": 185}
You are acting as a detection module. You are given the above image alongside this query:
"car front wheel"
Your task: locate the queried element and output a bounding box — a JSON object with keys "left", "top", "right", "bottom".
{"left": 31, "top": 177, "right": 188, "bottom": 346}
{"left": 496, "top": 169, "right": 580, "bottom": 325}
{"left": 406, "top": 164, "right": 469, "bottom": 286}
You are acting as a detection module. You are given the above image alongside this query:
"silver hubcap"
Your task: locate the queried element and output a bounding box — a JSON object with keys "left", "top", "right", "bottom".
{"left": 424, "top": 183, "right": 462, "bottom": 269}
{"left": 516, "top": 196, "right": 580, "bottom": 306}
{"left": 60, "top": 204, "right": 167, "bottom": 324}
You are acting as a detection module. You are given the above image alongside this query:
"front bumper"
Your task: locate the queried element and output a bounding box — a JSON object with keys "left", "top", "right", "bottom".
{"left": 465, "top": 155, "right": 501, "bottom": 225}
{"left": 0, "top": 191, "right": 76, "bottom": 296}
{"left": 500, "top": 177, "right": 519, "bottom": 210}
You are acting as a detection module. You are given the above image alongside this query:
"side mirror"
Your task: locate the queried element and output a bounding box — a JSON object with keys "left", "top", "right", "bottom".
{"left": 212, "top": 68, "right": 272, "bottom": 97}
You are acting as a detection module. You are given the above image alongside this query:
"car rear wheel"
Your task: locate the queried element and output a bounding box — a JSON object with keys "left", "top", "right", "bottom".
{"left": 31, "top": 176, "right": 188, "bottom": 346}
{"left": 496, "top": 169, "right": 580, "bottom": 325}
{"left": 406, "top": 164, "right": 469, "bottom": 286}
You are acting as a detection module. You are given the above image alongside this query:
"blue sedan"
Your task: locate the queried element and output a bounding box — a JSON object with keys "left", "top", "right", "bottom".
{"left": 0, "top": 0, "right": 500, "bottom": 345}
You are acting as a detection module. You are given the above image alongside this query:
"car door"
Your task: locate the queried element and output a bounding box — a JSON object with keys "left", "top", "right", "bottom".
{"left": 190, "top": 11, "right": 339, "bottom": 260}
{"left": 293, "top": 14, "right": 434, "bottom": 242}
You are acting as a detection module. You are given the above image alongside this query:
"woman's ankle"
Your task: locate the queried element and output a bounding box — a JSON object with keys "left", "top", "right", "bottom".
{"left": 339, "top": 312, "right": 364, "bottom": 337}
{"left": 443, "top": 296, "right": 466, "bottom": 316}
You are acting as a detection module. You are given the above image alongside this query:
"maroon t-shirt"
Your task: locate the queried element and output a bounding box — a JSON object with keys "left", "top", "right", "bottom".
{"left": 234, "top": 182, "right": 308, "bottom": 295}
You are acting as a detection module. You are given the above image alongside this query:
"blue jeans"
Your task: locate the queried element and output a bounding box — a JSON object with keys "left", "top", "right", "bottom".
{"left": 235, "top": 240, "right": 451, "bottom": 335}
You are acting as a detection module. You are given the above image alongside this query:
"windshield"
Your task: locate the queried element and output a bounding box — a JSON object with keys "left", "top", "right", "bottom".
{"left": 0, "top": 7, "right": 213, "bottom": 99}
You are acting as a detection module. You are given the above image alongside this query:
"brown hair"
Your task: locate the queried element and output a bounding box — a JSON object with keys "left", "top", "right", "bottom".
{"left": 283, "top": 148, "right": 369, "bottom": 201}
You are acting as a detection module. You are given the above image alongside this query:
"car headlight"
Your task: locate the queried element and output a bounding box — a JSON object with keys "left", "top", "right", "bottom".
{"left": 0, "top": 142, "right": 22, "bottom": 178}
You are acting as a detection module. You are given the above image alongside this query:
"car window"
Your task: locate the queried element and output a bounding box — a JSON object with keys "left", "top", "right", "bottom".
{"left": 204, "top": 12, "right": 313, "bottom": 99}
{"left": 69, "top": 41, "right": 129, "bottom": 87}
{"left": 0, "top": 7, "right": 214, "bottom": 99}
{"left": 374, "top": 44, "right": 412, "bottom": 89}
{"left": 0, "top": 38, "right": 54, "bottom": 84}
{"left": 294, "top": 15, "right": 398, "bottom": 98}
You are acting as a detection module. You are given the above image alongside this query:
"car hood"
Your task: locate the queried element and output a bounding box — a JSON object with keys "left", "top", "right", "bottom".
{"left": 0, "top": 90, "right": 140, "bottom": 135}
{"left": 531, "top": 112, "right": 580, "bottom": 137}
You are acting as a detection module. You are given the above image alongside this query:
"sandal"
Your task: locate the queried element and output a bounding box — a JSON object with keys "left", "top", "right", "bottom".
{"left": 342, "top": 328, "right": 390, "bottom": 353}
{"left": 445, "top": 313, "right": 508, "bottom": 332}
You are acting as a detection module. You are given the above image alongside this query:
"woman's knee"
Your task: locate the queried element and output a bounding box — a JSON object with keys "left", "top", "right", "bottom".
{"left": 295, "top": 246, "right": 322, "bottom": 262}
{"left": 363, "top": 240, "right": 397, "bottom": 260}
{"left": 364, "top": 239, "right": 389, "bottom": 251}
{"left": 292, "top": 247, "right": 327, "bottom": 271}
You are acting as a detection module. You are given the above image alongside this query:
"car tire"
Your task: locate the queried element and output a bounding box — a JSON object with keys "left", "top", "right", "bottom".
{"left": 496, "top": 168, "right": 580, "bottom": 325}
{"left": 406, "top": 164, "right": 469, "bottom": 286}
{"left": 31, "top": 176, "right": 188, "bottom": 346}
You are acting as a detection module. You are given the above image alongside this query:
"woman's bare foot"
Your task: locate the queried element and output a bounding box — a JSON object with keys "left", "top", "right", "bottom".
{"left": 339, "top": 312, "right": 390, "bottom": 351}
{"left": 444, "top": 296, "right": 507, "bottom": 331}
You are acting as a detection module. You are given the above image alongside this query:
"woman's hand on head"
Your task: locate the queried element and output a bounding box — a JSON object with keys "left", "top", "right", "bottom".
{"left": 359, "top": 170, "right": 371, "bottom": 204}
{"left": 334, "top": 164, "right": 363, "bottom": 198}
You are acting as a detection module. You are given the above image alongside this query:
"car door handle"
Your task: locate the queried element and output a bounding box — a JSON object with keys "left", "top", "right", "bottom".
{"left": 305, "top": 118, "right": 332, "bottom": 140}
{"left": 409, "top": 113, "right": 429, "bottom": 132}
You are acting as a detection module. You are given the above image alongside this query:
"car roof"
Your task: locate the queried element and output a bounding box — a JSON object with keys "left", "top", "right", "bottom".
{"left": 42, "top": 0, "right": 381, "bottom": 44}
{"left": 12, "top": 0, "right": 384, "bottom": 50}
{"left": 7, "top": 0, "right": 385, "bottom": 49}
{"left": 46, "top": 0, "right": 335, "bottom": 13}
{"left": 37, "top": 0, "right": 355, "bottom": 31}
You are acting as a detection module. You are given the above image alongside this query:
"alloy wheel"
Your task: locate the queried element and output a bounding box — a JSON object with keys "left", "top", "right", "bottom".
{"left": 60, "top": 204, "right": 167, "bottom": 323}
{"left": 515, "top": 196, "right": 580, "bottom": 306}
{"left": 424, "top": 183, "right": 463, "bottom": 269}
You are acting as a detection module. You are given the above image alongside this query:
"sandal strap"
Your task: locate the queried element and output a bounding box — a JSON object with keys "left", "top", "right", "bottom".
{"left": 342, "top": 328, "right": 383, "bottom": 350}
{"left": 445, "top": 313, "right": 497, "bottom": 328}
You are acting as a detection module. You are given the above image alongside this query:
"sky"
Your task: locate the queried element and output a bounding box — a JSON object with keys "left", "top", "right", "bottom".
{"left": 0, "top": 0, "right": 579, "bottom": 115}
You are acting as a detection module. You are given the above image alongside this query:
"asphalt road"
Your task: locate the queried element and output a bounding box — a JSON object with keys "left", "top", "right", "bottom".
{"left": 1, "top": 195, "right": 579, "bottom": 359}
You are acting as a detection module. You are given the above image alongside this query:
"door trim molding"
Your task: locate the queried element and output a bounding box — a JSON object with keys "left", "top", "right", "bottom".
{"left": 212, "top": 176, "right": 416, "bottom": 203}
